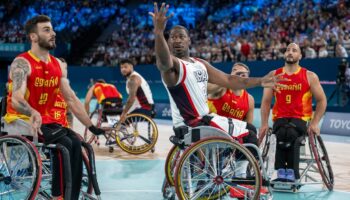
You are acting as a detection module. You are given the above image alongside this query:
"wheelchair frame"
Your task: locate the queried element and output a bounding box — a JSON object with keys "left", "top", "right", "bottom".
{"left": 0, "top": 131, "right": 101, "bottom": 200}
{"left": 83, "top": 103, "right": 159, "bottom": 155}
{"left": 260, "top": 128, "right": 334, "bottom": 192}
{"left": 162, "top": 125, "right": 274, "bottom": 200}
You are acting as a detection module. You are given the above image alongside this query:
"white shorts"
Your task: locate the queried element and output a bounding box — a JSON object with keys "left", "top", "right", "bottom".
{"left": 208, "top": 113, "right": 249, "bottom": 138}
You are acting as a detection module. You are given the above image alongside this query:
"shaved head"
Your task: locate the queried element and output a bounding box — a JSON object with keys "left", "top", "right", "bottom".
{"left": 284, "top": 43, "right": 302, "bottom": 64}
{"left": 287, "top": 43, "right": 301, "bottom": 53}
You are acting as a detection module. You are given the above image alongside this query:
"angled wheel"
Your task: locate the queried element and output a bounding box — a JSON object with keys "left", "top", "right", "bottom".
{"left": 116, "top": 113, "right": 158, "bottom": 155}
{"left": 0, "top": 135, "right": 42, "bottom": 200}
{"left": 80, "top": 152, "right": 94, "bottom": 198}
{"left": 84, "top": 110, "right": 102, "bottom": 144}
{"left": 260, "top": 128, "right": 273, "bottom": 160}
{"left": 308, "top": 133, "right": 334, "bottom": 191}
{"left": 259, "top": 128, "right": 275, "bottom": 177}
{"left": 174, "top": 137, "right": 261, "bottom": 200}
{"left": 165, "top": 145, "right": 182, "bottom": 186}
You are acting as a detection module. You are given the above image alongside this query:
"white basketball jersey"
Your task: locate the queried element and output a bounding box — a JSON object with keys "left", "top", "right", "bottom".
{"left": 163, "top": 57, "right": 209, "bottom": 127}
{"left": 126, "top": 71, "right": 154, "bottom": 112}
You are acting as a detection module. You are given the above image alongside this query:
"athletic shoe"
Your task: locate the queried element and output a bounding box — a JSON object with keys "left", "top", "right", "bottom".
{"left": 277, "top": 168, "right": 286, "bottom": 179}
{"left": 285, "top": 168, "right": 295, "bottom": 182}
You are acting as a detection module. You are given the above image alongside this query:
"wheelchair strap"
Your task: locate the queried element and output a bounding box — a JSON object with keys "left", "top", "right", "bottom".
{"left": 228, "top": 118, "right": 234, "bottom": 136}
{"left": 192, "top": 128, "right": 200, "bottom": 142}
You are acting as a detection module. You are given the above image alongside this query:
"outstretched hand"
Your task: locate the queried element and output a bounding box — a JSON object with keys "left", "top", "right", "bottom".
{"left": 148, "top": 2, "right": 174, "bottom": 34}
{"left": 261, "top": 72, "right": 289, "bottom": 93}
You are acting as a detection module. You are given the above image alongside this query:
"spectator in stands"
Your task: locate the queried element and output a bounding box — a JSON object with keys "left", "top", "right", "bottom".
{"left": 304, "top": 43, "right": 317, "bottom": 59}
{"left": 336, "top": 42, "right": 349, "bottom": 58}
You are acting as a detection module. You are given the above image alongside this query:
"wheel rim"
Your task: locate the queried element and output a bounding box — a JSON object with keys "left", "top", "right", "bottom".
{"left": 165, "top": 145, "right": 181, "bottom": 186}
{"left": 175, "top": 137, "right": 261, "bottom": 200}
{"left": 309, "top": 133, "right": 334, "bottom": 190}
{"left": 0, "top": 136, "right": 41, "bottom": 200}
{"left": 116, "top": 113, "right": 158, "bottom": 154}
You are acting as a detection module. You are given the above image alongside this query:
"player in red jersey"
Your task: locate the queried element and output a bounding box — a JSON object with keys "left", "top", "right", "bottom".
{"left": 5, "top": 15, "right": 104, "bottom": 200}
{"left": 259, "top": 43, "right": 327, "bottom": 181}
{"left": 208, "top": 62, "right": 254, "bottom": 124}
{"left": 84, "top": 79, "right": 123, "bottom": 114}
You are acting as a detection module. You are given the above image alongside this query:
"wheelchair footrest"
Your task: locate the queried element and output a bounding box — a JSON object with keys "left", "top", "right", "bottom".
{"left": 270, "top": 179, "right": 303, "bottom": 192}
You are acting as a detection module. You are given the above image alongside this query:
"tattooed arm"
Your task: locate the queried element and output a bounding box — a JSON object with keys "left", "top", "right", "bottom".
{"left": 10, "top": 58, "right": 42, "bottom": 134}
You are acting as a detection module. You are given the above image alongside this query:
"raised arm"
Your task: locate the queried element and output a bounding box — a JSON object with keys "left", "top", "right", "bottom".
{"left": 307, "top": 71, "right": 327, "bottom": 135}
{"left": 200, "top": 59, "right": 284, "bottom": 90}
{"left": 9, "top": 58, "right": 42, "bottom": 134}
{"left": 149, "top": 2, "right": 179, "bottom": 86}
{"left": 207, "top": 83, "right": 225, "bottom": 99}
{"left": 58, "top": 60, "right": 93, "bottom": 127}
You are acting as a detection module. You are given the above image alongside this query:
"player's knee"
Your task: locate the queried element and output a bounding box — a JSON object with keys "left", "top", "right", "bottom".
{"left": 275, "top": 124, "right": 301, "bottom": 150}
{"left": 275, "top": 126, "right": 291, "bottom": 150}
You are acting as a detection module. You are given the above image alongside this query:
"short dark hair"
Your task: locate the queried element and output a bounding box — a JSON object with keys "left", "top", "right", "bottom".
{"left": 24, "top": 15, "right": 51, "bottom": 35}
{"left": 95, "top": 79, "right": 106, "bottom": 83}
{"left": 170, "top": 25, "right": 189, "bottom": 37}
{"left": 119, "top": 58, "right": 134, "bottom": 66}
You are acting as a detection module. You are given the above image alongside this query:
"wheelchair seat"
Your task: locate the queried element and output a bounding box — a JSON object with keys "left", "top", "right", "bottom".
{"left": 171, "top": 125, "right": 232, "bottom": 148}
{"left": 1, "top": 117, "right": 34, "bottom": 136}
{"left": 101, "top": 97, "right": 123, "bottom": 116}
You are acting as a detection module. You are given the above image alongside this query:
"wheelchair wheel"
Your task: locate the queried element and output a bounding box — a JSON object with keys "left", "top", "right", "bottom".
{"left": 80, "top": 152, "right": 93, "bottom": 197}
{"left": 174, "top": 137, "right": 261, "bottom": 200}
{"left": 308, "top": 133, "right": 334, "bottom": 191}
{"left": 260, "top": 128, "right": 273, "bottom": 160}
{"left": 116, "top": 113, "right": 158, "bottom": 155}
{"left": 0, "top": 135, "right": 42, "bottom": 200}
{"left": 84, "top": 110, "right": 102, "bottom": 144}
{"left": 162, "top": 177, "right": 176, "bottom": 200}
{"left": 165, "top": 145, "right": 182, "bottom": 186}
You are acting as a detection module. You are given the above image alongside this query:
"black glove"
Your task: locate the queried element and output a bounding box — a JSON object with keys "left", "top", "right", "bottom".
{"left": 88, "top": 125, "right": 105, "bottom": 136}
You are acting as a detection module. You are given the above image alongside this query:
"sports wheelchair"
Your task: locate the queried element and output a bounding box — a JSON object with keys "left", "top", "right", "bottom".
{"left": 162, "top": 125, "right": 273, "bottom": 200}
{"left": 83, "top": 98, "right": 158, "bottom": 155}
{"left": 260, "top": 126, "right": 334, "bottom": 192}
{"left": 0, "top": 122, "right": 101, "bottom": 200}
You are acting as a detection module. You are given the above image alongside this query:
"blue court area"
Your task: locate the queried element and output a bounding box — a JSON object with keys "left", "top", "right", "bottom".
{"left": 95, "top": 159, "right": 350, "bottom": 200}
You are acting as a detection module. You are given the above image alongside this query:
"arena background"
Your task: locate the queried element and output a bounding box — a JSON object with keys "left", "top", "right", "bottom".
{"left": 1, "top": 0, "right": 350, "bottom": 199}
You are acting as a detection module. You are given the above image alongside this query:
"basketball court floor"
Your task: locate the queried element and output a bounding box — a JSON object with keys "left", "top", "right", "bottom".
{"left": 73, "top": 117, "right": 350, "bottom": 200}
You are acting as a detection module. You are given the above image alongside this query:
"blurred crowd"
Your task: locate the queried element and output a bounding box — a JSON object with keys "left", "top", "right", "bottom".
{"left": 0, "top": 0, "right": 124, "bottom": 43}
{"left": 82, "top": 0, "right": 350, "bottom": 66}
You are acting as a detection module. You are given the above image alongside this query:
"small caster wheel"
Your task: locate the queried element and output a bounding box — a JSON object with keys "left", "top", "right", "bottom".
{"left": 109, "top": 147, "right": 114, "bottom": 153}
{"left": 151, "top": 147, "right": 155, "bottom": 153}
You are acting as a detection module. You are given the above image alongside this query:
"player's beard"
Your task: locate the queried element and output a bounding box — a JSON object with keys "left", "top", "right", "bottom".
{"left": 285, "top": 56, "right": 298, "bottom": 64}
{"left": 122, "top": 71, "right": 132, "bottom": 78}
{"left": 286, "top": 59, "right": 298, "bottom": 64}
{"left": 38, "top": 36, "right": 56, "bottom": 50}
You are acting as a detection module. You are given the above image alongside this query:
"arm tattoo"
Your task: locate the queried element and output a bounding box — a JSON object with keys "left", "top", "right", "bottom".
{"left": 11, "top": 59, "right": 29, "bottom": 91}
{"left": 17, "top": 100, "right": 33, "bottom": 116}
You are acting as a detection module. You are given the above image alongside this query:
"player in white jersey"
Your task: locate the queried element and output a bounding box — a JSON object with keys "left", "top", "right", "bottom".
{"left": 149, "top": 3, "right": 285, "bottom": 138}
{"left": 118, "top": 59, "right": 155, "bottom": 125}
{"left": 149, "top": 3, "right": 287, "bottom": 180}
